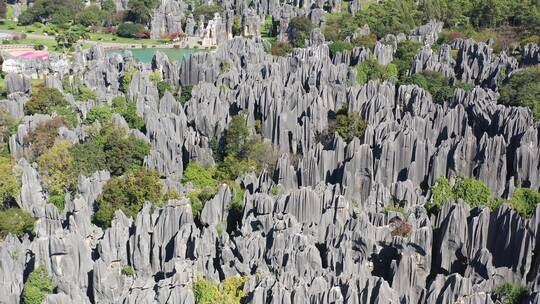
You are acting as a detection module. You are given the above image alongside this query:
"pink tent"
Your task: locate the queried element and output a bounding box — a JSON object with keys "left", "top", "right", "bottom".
{"left": 8, "top": 50, "right": 49, "bottom": 60}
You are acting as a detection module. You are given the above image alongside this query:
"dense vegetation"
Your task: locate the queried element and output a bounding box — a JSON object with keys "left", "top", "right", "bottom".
{"left": 0, "top": 207, "right": 35, "bottom": 239}
{"left": 323, "top": 0, "right": 540, "bottom": 43}
{"left": 401, "top": 71, "right": 474, "bottom": 104}
{"left": 93, "top": 167, "right": 174, "bottom": 228}
{"left": 428, "top": 176, "right": 540, "bottom": 217}
{"left": 498, "top": 66, "right": 540, "bottom": 120}
{"left": 22, "top": 265, "right": 53, "bottom": 304}
{"left": 494, "top": 283, "right": 529, "bottom": 304}
{"left": 427, "top": 176, "right": 498, "bottom": 213}
{"left": 193, "top": 276, "right": 246, "bottom": 304}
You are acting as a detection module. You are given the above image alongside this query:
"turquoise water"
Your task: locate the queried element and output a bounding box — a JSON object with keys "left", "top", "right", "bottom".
{"left": 106, "top": 48, "right": 200, "bottom": 63}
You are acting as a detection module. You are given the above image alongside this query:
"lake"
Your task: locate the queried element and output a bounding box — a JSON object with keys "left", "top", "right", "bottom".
{"left": 106, "top": 48, "right": 201, "bottom": 64}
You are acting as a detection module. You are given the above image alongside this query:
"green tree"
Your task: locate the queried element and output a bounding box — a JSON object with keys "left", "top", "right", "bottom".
{"left": 232, "top": 16, "right": 242, "bottom": 37}
{"left": 224, "top": 114, "right": 250, "bottom": 159}
{"left": 55, "top": 26, "right": 89, "bottom": 51}
{"left": 394, "top": 40, "right": 422, "bottom": 79}
{"left": 75, "top": 5, "right": 103, "bottom": 27}
{"left": 117, "top": 22, "right": 145, "bottom": 37}
{"left": 102, "top": 0, "right": 116, "bottom": 12}
{"left": 334, "top": 108, "right": 366, "bottom": 143}
{"left": 328, "top": 41, "right": 354, "bottom": 55}
{"left": 400, "top": 71, "right": 455, "bottom": 104}
{"left": 356, "top": 59, "right": 397, "bottom": 85}
{"left": 25, "top": 117, "right": 65, "bottom": 160}
{"left": 178, "top": 85, "right": 193, "bottom": 104}
{"left": 427, "top": 175, "right": 496, "bottom": 213}
{"left": 111, "top": 97, "right": 145, "bottom": 131}
{"left": 182, "top": 163, "right": 218, "bottom": 188}
{"left": 37, "top": 140, "right": 77, "bottom": 199}
{"left": 127, "top": 0, "right": 159, "bottom": 24}
{"left": 0, "top": 156, "right": 20, "bottom": 205}
{"left": 85, "top": 106, "right": 113, "bottom": 125}
{"left": 287, "top": 16, "right": 314, "bottom": 48}
{"left": 510, "top": 188, "right": 540, "bottom": 218}
{"left": 93, "top": 168, "right": 164, "bottom": 227}
{"left": 193, "top": 276, "right": 246, "bottom": 304}
{"left": 193, "top": 4, "right": 224, "bottom": 21}
{"left": 469, "top": 0, "right": 509, "bottom": 28}
{"left": 0, "top": 208, "right": 34, "bottom": 239}
{"left": 103, "top": 128, "right": 150, "bottom": 175}
{"left": 499, "top": 66, "right": 540, "bottom": 120}
{"left": 23, "top": 265, "right": 53, "bottom": 304}
{"left": 24, "top": 88, "right": 69, "bottom": 115}
{"left": 354, "top": 0, "right": 419, "bottom": 38}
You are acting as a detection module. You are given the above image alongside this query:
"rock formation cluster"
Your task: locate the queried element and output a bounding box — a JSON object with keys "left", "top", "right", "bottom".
{"left": 1, "top": 17, "right": 540, "bottom": 304}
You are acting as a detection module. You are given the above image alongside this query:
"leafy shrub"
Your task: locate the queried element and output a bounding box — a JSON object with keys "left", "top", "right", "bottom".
{"left": 0, "top": 109, "right": 19, "bottom": 153}
{"left": 111, "top": 97, "right": 145, "bottom": 131}
{"left": 510, "top": 188, "right": 540, "bottom": 218}
{"left": 287, "top": 17, "right": 314, "bottom": 48}
{"left": 182, "top": 163, "right": 218, "bottom": 188}
{"left": 187, "top": 187, "right": 218, "bottom": 218}
{"left": 0, "top": 157, "right": 20, "bottom": 205}
{"left": 103, "top": 128, "right": 150, "bottom": 176}
{"left": 354, "top": 0, "right": 419, "bottom": 38}
{"left": 24, "top": 88, "right": 69, "bottom": 115}
{"left": 77, "top": 86, "right": 97, "bottom": 101}
{"left": 351, "top": 33, "right": 378, "bottom": 49}
{"left": 37, "top": 140, "right": 77, "bottom": 198}
{"left": 49, "top": 106, "right": 78, "bottom": 128}
{"left": 193, "top": 4, "right": 224, "bottom": 21}
{"left": 25, "top": 117, "right": 65, "bottom": 159}
{"left": 93, "top": 168, "right": 165, "bottom": 228}
{"left": 329, "top": 40, "right": 354, "bottom": 55}
{"left": 270, "top": 41, "right": 293, "bottom": 56}
{"left": 49, "top": 194, "right": 65, "bottom": 211}
{"left": 22, "top": 265, "right": 53, "bottom": 304}
{"left": 494, "top": 283, "right": 529, "bottom": 304}
{"left": 333, "top": 107, "right": 366, "bottom": 143}
{"left": 394, "top": 40, "right": 422, "bottom": 78}
{"left": 85, "top": 106, "right": 113, "bottom": 125}
{"left": 178, "top": 85, "right": 193, "bottom": 104}
{"left": 499, "top": 66, "right": 540, "bottom": 120}
{"left": 400, "top": 71, "right": 458, "bottom": 104}
{"left": 156, "top": 81, "right": 172, "bottom": 98}
{"left": 70, "top": 126, "right": 149, "bottom": 177}
{"left": 193, "top": 276, "right": 246, "bottom": 304}
{"left": 427, "top": 175, "right": 497, "bottom": 213}
{"left": 225, "top": 115, "right": 250, "bottom": 159}
{"left": 0, "top": 208, "right": 34, "bottom": 239}
{"left": 356, "top": 59, "right": 398, "bottom": 84}
{"left": 121, "top": 67, "right": 137, "bottom": 93}
{"left": 117, "top": 22, "right": 145, "bottom": 38}
{"left": 121, "top": 265, "right": 135, "bottom": 276}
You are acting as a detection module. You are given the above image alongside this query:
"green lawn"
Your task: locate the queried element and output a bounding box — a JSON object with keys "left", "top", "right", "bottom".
{"left": 87, "top": 32, "right": 165, "bottom": 45}
{"left": 1, "top": 36, "right": 56, "bottom": 50}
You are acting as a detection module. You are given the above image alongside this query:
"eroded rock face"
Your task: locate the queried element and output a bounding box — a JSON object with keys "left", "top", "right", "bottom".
{"left": 2, "top": 20, "right": 540, "bottom": 304}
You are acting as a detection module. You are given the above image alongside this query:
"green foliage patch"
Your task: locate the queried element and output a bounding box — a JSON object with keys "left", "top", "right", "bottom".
{"left": 0, "top": 208, "right": 34, "bottom": 239}
{"left": 494, "top": 283, "right": 529, "bottom": 304}
{"left": 499, "top": 66, "right": 540, "bottom": 120}
{"left": 427, "top": 175, "right": 498, "bottom": 213}
{"left": 193, "top": 276, "right": 246, "bottom": 304}
{"left": 93, "top": 168, "right": 166, "bottom": 228}
{"left": 23, "top": 265, "right": 53, "bottom": 304}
